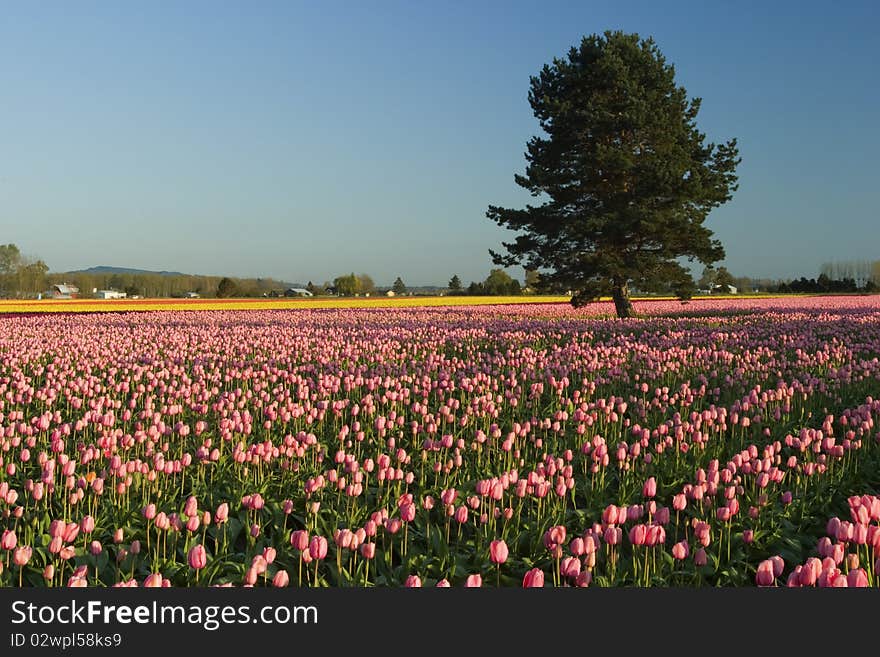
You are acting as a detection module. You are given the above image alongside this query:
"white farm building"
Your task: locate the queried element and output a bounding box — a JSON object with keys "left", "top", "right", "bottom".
{"left": 96, "top": 290, "right": 127, "bottom": 299}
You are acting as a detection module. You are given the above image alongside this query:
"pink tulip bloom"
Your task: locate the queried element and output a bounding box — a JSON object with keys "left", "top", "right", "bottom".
{"left": 575, "top": 570, "right": 592, "bottom": 587}
{"left": 215, "top": 503, "right": 229, "bottom": 524}
{"left": 847, "top": 568, "right": 869, "bottom": 588}
{"left": 561, "top": 556, "right": 581, "bottom": 579}
{"left": 604, "top": 526, "right": 622, "bottom": 546}
{"left": 144, "top": 573, "right": 163, "bottom": 588}
{"left": 12, "top": 546, "right": 32, "bottom": 567}
{"left": 489, "top": 539, "right": 509, "bottom": 565}
{"left": 465, "top": 574, "right": 482, "bottom": 587}
{"left": 629, "top": 524, "right": 647, "bottom": 546}
{"left": 755, "top": 559, "right": 776, "bottom": 586}
{"left": 290, "top": 529, "right": 309, "bottom": 551}
{"left": 1, "top": 530, "right": 16, "bottom": 551}
{"left": 188, "top": 544, "right": 207, "bottom": 570}
{"left": 522, "top": 568, "right": 545, "bottom": 588}
{"left": 671, "top": 540, "right": 689, "bottom": 560}
{"left": 251, "top": 555, "right": 268, "bottom": 575}
{"left": 273, "top": 570, "right": 290, "bottom": 587}
{"left": 62, "top": 522, "right": 80, "bottom": 543}
{"left": 80, "top": 515, "right": 96, "bottom": 533}
{"left": 308, "top": 536, "right": 328, "bottom": 561}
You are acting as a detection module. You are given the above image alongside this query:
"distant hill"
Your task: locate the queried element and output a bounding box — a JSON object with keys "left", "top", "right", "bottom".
{"left": 63, "top": 266, "right": 304, "bottom": 289}
{"left": 67, "top": 266, "right": 188, "bottom": 277}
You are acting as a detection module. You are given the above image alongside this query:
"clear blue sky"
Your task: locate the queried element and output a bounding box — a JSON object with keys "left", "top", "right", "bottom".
{"left": 2, "top": 1, "right": 877, "bottom": 286}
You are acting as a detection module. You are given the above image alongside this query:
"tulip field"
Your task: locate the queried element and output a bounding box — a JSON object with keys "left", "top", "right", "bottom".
{"left": 1, "top": 294, "right": 880, "bottom": 587}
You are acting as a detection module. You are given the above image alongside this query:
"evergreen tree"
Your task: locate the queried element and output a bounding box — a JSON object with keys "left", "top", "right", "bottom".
{"left": 487, "top": 31, "right": 740, "bottom": 317}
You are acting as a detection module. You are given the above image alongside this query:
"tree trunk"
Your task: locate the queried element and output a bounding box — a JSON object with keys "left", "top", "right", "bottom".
{"left": 611, "top": 281, "right": 633, "bottom": 318}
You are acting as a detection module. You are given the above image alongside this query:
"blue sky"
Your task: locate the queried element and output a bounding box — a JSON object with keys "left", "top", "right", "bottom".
{"left": 1, "top": 1, "right": 877, "bottom": 286}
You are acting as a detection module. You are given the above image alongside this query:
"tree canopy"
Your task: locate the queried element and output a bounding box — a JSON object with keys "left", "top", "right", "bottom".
{"left": 216, "top": 277, "right": 240, "bottom": 298}
{"left": 466, "top": 269, "right": 522, "bottom": 296}
{"left": 487, "top": 31, "right": 740, "bottom": 317}
{"left": 333, "top": 273, "right": 360, "bottom": 297}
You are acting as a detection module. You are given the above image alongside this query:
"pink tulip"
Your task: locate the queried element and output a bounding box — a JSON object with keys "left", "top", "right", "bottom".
{"left": 522, "top": 568, "right": 545, "bottom": 587}
{"left": 308, "top": 536, "right": 328, "bottom": 560}
{"left": 290, "top": 530, "right": 309, "bottom": 551}
{"left": 215, "top": 503, "right": 229, "bottom": 524}
{"left": 671, "top": 540, "right": 689, "bottom": 560}
{"left": 755, "top": 559, "right": 776, "bottom": 586}
{"left": 188, "top": 544, "right": 207, "bottom": 570}
{"left": 144, "top": 573, "right": 163, "bottom": 588}
{"left": 465, "top": 574, "right": 482, "bottom": 587}
{"left": 12, "top": 546, "right": 32, "bottom": 567}
{"left": 561, "top": 556, "right": 581, "bottom": 579}
{"left": 629, "top": 524, "right": 647, "bottom": 546}
{"left": 272, "top": 570, "right": 290, "bottom": 587}
{"left": 847, "top": 568, "right": 869, "bottom": 588}
{"left": 489, "top": 539, "right": 509, "bottom": 565}
{"left": 1, "top": 530, "right": 17, "bottom": 551}
{"left": 251, "top": 555, "right": 268, "bottom": 575}
{"left": 574, "top": 569, "right": 592, "bottom": 588}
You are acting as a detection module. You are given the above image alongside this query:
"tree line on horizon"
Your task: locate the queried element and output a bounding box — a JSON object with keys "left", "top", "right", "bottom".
{"left": 1, "top": 243, "right": 877, "bottom": 300}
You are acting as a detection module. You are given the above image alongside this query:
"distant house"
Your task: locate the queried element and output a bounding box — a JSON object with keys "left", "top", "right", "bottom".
{"left": 185, "top": 292, "right": 200, "bottom": 299}
{"left": 386, "top": 290, "right": 396, "bottom": 297}
{"left": 711, "top": 284, "right": 738, "bottom": 295}
{"left": 284, "top": 288, "right": 314, "bottom": 297}
{"left": 96, "top": 289, "right": 126, "bottom": 300}
{"left": 48, "top": 284, "right": 79, "bottom": 299}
